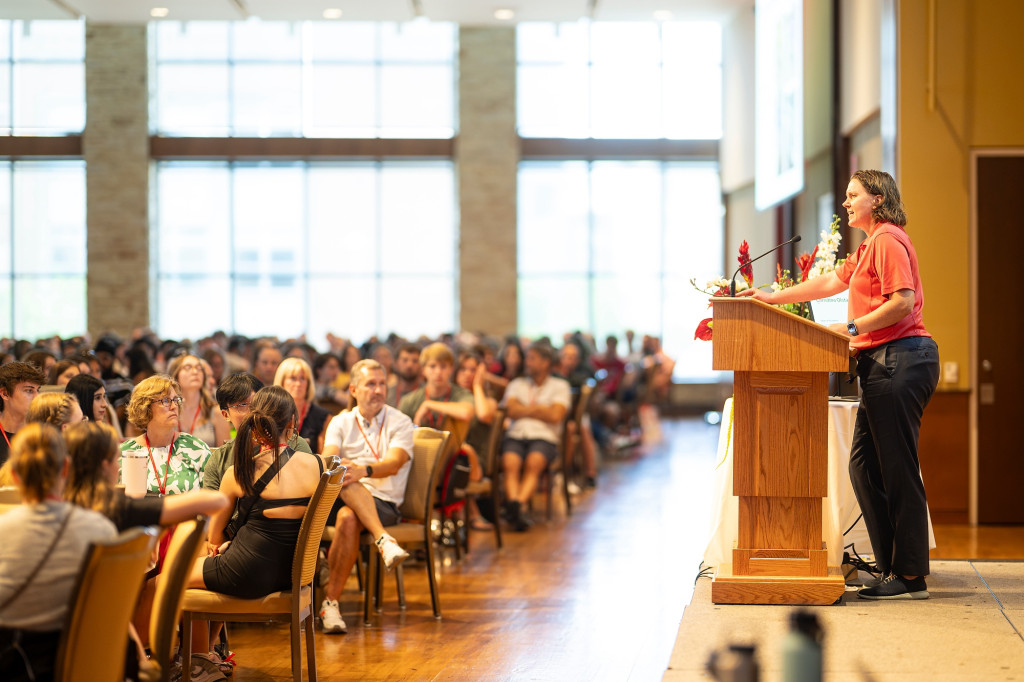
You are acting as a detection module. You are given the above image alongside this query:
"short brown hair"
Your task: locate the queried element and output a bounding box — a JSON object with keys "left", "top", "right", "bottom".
{"left": 852, "top": 169, "right": 907, "bottom": 227}
{"left": 0, "top": 361, "right": 45, "bottom": 398}
{"left": 126, "top": 374, "right": 182, "bottom": 430}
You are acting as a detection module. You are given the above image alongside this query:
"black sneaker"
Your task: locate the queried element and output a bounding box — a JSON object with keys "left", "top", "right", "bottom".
{"left": 858, "top": 573, "right": 929, "bottom": 600}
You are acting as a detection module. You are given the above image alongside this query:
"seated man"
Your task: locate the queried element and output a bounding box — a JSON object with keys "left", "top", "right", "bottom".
{"left": 501, "top": 342, "right": 571, "bottom": 532}
{"left": 319, "top": 359, "right": 414, "bottom": 635}
{"left": 398, "top": 342, "right": 474, "bottom": 428}
{"left": 0, "top": 361, "right": 45, "bottom": 466}
{"left": 386, "top": 343, "right": 422, "bottom": 407}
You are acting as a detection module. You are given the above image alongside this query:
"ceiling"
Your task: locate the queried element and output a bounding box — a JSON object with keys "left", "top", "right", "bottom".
{"left": 0, "top": 0, "right": 750, "bottom": 25}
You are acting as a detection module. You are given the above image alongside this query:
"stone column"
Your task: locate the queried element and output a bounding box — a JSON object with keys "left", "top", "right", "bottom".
{"left": 456, "top": 27, "right": 518, "bottom": 335}
{"left": 84, "top": 24, "right": 149, "bottom": 338}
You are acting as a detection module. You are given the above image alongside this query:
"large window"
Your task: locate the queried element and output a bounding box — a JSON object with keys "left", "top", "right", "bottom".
{"left": 154, "top": 161, "right": 456, "bottom": 343}
{"left": 0, "top": 20, "right": 85, "bottom": 136}
{"left": 151, "top": 21, "right": 456, "bottom": 138}
{"left": 0, "top": 161, "right": 87, "bottom": 338}
{"left": 518, "top": 160, "right": 723, "bottom": 380}
{"left": 517, "top": 21, "right": 722, "bottom": 140}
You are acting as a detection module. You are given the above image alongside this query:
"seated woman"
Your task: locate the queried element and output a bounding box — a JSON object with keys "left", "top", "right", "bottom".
{"left": 65, "top": 421, "right": 228, "bottom": 532}
{"left": 26, "top": 393, "right": 84, "bottom": 431}
{"left": 120, "top": 375, "right": 212, "bottom": 496}
{"left": 65, "top": 373, "right": 122, "bottom": 439}
{"left": 190, "top": 385, "right": 324, "bottom": 599}
{"left": 275, "top": 357, "right": 330, "bottom": 454}
{"left": 167, "top": 353, "right": 230, "bottom": 448}
{"left": 46, "top": 359, "right": 80, "bottom": 387}
{"left": 0, "top": 423, "right": 118, "bottom": 682}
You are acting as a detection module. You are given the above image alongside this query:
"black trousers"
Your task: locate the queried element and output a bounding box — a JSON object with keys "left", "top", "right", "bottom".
{"left": 849, "top": 335, "right": 940, "bottom": 577}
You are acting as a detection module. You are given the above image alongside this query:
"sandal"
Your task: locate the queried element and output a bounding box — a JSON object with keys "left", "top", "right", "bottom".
{"left": 469, "top": 517, "right": 494, "bottom": 532}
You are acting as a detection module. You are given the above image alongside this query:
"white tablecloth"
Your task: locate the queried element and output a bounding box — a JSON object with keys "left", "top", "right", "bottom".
{"left": 703, "top": 398, "right": 935, "bottom": 569}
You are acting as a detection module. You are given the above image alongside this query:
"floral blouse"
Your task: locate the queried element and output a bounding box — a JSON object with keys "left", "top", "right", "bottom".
{"left": 120, "top": 432, "right": 212, "bottom": 495}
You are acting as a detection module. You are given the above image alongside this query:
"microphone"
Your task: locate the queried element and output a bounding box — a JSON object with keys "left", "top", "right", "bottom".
{"left": 729, "top": 235, "right": 802, "bottom": 297}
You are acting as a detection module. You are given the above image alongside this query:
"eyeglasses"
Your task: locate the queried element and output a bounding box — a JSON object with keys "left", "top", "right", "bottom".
{"left": 227, "top": 401, "right": 251, "bottom": 411}
{"left": 155, "top": 396, "right": 184, "bottom": 409}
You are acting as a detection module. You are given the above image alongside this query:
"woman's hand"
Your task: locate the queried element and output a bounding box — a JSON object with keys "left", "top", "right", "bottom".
{"left": 735, "top": 288, "right": 774, "bottom": 303}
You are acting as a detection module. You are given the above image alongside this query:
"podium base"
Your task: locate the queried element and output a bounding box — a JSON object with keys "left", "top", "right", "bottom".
{"left": 711, "top": 563, "right": 846, "bottom": 605}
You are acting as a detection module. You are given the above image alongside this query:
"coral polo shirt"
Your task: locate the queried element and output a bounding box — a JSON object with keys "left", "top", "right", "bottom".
{"left": 834, "top": 222, "right": 931, "bottom": 351}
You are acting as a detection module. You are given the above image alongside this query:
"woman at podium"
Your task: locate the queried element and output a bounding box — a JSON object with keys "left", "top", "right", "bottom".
{"left": 740, "top": 169, "right": 939, "bottom": 601}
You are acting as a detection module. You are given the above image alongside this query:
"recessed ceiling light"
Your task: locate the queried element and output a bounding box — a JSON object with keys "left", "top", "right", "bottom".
{"left": 494, "top": 8, "right": 515, "bottom": 21}
{"left": 150, "top": 7, "right": 169, "bottom": 18}
{"left": 323, "top": 8, "right": 343, "bottom": 19}
{"left": 653, "top": 10, "right": 674, "bottom": 21}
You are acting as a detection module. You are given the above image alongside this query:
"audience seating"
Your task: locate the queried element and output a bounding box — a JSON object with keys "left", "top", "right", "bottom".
{"left": 458, "top": 408, "right": 506, "bottom": 554}
{"left": 54, "top": 526, "right": 159, "bottom": 682}
{"left": 180, "top": 459, "right": 345, "bottom": 682}
{"left": 436, "top": 416, "right": 470, "bottom": 560}
{"left": 544, "top": 381, "right": 595, "bottom": 520}
{"left": 149, "top": 517, "right": 208, "bottom": 682}
{"left": 361, "top": 427, "right": 450, "bottom": 625}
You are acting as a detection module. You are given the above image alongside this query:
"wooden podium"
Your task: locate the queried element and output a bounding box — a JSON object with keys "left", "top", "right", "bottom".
{"left": 710, "top": 297, "right": 850, "bottom": 605}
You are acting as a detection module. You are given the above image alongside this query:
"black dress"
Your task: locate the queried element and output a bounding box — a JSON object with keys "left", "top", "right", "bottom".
{"left": 202, "top": 451, "right": 323, "bottom": 598}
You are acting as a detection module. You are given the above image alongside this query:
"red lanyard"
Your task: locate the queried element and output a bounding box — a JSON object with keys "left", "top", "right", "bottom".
{"left": 296, "top": 402, "right": 309, "bottom": 435}
{"left": 183, "top": 402, "right": 202, "bottom": 435}
{"left": 1, "top": 428, "right": 10, "bottom": 451}
{"left": 144, "top": 433, "right": 176, "bottom": 496}
{"left": 355, "top": 411, "right": 387, "bottom": 462}
{"left": 423, "top": 387, "right": 452, "bottom": 428}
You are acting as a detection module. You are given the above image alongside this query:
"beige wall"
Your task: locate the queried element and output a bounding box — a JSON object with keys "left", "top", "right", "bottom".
{"left": 897, "top": 0, "right": 1024, "bottom": 390}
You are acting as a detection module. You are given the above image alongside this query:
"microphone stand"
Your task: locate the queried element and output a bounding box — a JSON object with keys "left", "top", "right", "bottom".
{"left": 729, "top": 235, "right": 803, "bottom": 297}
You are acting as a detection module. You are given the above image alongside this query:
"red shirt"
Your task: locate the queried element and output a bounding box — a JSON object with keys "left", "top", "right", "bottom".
{"left": 834, "top": 223, "right": 931, "bottom": 350}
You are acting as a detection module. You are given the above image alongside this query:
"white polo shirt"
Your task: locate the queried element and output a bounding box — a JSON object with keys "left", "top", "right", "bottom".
{"left": 502, "top": 374, "right": 572, "bottom": 445}
{"left": 324, "top": 405, "right": 415, "bottom": 506}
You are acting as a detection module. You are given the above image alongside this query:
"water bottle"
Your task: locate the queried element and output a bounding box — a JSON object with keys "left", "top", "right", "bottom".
{"left": 781, "top": 610, "right": 822, "bottom": 682}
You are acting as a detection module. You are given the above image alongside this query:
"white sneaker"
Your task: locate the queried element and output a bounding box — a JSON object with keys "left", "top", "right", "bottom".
{"left": 377, "top": 534, "right": 410, "bottom": 571}
{"left": 319, "top": 598, "right": 347, "bottom": 634}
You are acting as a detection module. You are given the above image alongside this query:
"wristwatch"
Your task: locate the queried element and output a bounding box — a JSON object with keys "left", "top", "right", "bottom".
{"left": 847, "top": 319, "right": 860, "bottom": 336}
{"left": 365, "top": 465, "right": 374, "bottom": 478}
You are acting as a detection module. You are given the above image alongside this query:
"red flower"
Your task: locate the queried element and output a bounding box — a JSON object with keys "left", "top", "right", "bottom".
{"left": 738, "top": 241, "right": 753, "bottom": 288}
{"left": 795, "top": 245, "right": 819, "bottom": 282}
{"left": 694, "top": 317, "right": 714, "bottom": 341}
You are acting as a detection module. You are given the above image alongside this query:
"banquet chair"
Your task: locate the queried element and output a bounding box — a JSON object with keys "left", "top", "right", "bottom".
{"left": 458, "top": 408, "right": 506, "bottom": 554}
{"left": 544, "top": 381, "right": 595, "bottom": 520}
{"left": 0, "top": 486, "right": 21, "bottom": 504}
{"left": 54, "top": 526, "right": 159, "bottom": 682}
{"left": 149, "top": 516, "right": 208, "bottom": 682}
{"left": 180, "top": 460, "right": 345, "bottom": 682}
{"left": 435, "top": 416, "right": 470, "bottom": 560}
{"left": 361, "top": 427, "right": 450, "bottom": 625}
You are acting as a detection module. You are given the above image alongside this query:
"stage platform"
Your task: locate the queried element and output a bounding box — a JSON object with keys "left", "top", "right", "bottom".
{"left": 666, "top": 560, "right": 1024, "bottom": 680}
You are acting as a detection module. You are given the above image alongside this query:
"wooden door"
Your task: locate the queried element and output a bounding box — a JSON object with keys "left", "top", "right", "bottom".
{"left": 976, "top": 154, "right": 1024, "bottom": 523}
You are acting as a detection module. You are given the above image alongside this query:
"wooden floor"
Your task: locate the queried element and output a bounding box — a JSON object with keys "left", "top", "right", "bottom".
{"left": 221, "top": 417, "right": 1024, "bottom": 681}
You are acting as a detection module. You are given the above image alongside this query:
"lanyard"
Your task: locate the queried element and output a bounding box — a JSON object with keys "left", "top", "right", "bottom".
{"left": 144, "top": 433, "right": 176, "bottom": 496}
{"left": 0, "top": 428, "right": 10, "bottom": 451}
{"left": 296, "top": 402, "right": 310, "bottom": 435}
{"left": 355, "top": 411, "right": 387, "bottom": 462}
{"left": 423, "top": 387, "right": 452, "bottom": 429}
{"left": 183, "top": 401, "right": 202, "bottom": 435}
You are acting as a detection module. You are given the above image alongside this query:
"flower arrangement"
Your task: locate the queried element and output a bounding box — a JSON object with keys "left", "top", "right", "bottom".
{"left": 691, "top": 215, "right": 844, "bottom": 341}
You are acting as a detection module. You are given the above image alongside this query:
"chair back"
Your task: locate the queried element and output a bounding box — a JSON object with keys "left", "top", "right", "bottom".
{"left": 0, "top": 486, "right": 21, "bottom": 504}
{"left": 482, "top": 408, "right": 507, "bottom": 479}
{"left": 439, "top": 416, "right": 470, "bottom": 463}
{"left": 292, "top": 457, "right": 347, "bottom": 591}
{"left": 575, "top": 381, "right": 595, "bottom": 425}
{"left": 55, "top": 525, "right": 159, "bottom": 682}
{"left": 150, "top": 517, "right": 208, "bottom": 681}
{"left": 398, "top": 428, "right": 450, "bottom": 522}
